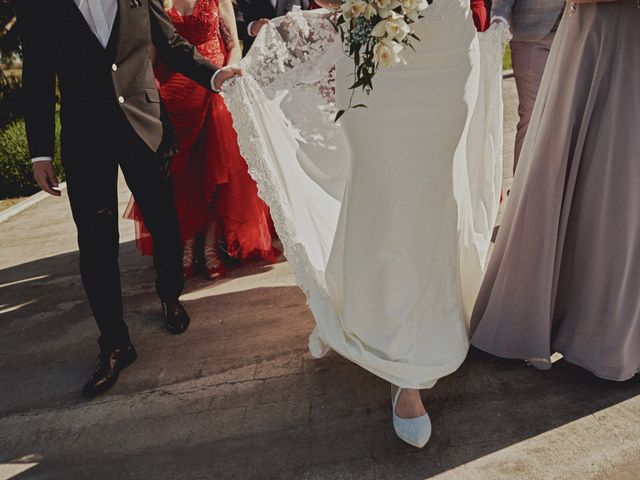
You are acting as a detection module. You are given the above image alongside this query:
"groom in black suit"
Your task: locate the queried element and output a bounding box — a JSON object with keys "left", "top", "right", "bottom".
{"left": 17, "top": 0, "right": 241, "bottom": 397}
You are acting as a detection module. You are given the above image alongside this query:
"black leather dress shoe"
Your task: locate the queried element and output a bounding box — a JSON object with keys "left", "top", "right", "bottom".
{"left": 82, "top": 343, "right": 137, "bottom": 398}
{"left": 162, "top": 300, "right": 190, "bottom": 334}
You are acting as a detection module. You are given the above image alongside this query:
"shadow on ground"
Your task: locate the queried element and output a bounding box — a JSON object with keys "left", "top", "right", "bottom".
{"left": 1, "top": 240, "right": 639, "bottom": 480}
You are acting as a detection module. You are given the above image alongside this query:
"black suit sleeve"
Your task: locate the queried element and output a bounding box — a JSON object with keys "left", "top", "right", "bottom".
{"left": 148, "top": 0, "right": 219, "bottom": 89}
{"left": 16, "top": 1, "right": 57, "bottom": 159}
{"left": 235, "top": 1, "right": 250, "bottom": 43}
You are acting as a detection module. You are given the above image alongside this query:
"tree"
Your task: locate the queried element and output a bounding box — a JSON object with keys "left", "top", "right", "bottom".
{"left": 0, "top": 0, "right": 19, "bottom": 62}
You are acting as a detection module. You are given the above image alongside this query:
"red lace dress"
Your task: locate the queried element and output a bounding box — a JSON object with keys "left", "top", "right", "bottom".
{"left": 127, "top": 0, "right": 278, "bottom": 262}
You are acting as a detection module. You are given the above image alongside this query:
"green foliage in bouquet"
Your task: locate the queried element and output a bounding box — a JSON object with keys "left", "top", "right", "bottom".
{"left": 333, "top": 0, "right": 429, "bottom": 120}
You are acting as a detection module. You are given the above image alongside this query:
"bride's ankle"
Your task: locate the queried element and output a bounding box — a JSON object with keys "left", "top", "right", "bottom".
{"left": 391, "top": 385, "right": 427, "bottom": 419}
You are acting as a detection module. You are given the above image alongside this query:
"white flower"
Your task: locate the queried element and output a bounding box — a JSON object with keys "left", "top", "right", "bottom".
{"left": 403, "top": 0, "right": 428, "bottom": 20}
{"left": 401, "top": 0, "right": 419, "bottom": 11}
{"left": 363, "top": 3, "right": 377, "bottom": 19}
{"left": 371, "top": 13, "right": 410, "bottom": 41}
{"left": 371, "top": 19, "right": 387, "bottom": 37}
{"left": 404, "top": 8, "right": 420, "bottom": 21}
{"left": 373, "top": 38, "right": 404, "bottom": 67}
{"left": 391, "top": 17, "right": 410, "bottom": 41}
{"left": 341, "top": 0, "right": 373, "bottom": 21}
{"left": 373, "top": 0, "right": 400, "bottom": 17}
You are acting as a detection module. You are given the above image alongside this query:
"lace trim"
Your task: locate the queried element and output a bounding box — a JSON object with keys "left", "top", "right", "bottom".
{"left": 222, "top": 77, "right": 330, "bottom": 326}
{"left": 223, "top": 11, "right": 347, "bottom": 357}
{"left": 243, "top": 9, "right": 341, "bottom": 96}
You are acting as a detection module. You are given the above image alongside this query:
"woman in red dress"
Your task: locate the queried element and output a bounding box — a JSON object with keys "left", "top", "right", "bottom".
{"left": 471, "top": 0, "right": 489, "bottom": 32}
{"left": 127, "top": 0, "right": 278, "bottom": 279}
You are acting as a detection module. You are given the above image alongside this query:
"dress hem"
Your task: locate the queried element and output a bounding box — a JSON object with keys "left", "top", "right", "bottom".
{"left": 471, "top": 341, "right": 639, "bottom": 382}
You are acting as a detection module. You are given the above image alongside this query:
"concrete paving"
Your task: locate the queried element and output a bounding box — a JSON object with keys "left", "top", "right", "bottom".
{"left": 1, "top": 79, "right": 639, "bottom": 480}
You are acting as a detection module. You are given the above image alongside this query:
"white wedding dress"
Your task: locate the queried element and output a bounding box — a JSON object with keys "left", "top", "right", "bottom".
{"left": 223, "top": 0, "right": 508, "bottom": 389}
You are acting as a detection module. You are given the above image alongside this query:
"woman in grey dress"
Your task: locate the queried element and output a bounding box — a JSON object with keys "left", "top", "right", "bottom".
{"left": 471, "top": 0, "right": 640, "bottom": 381}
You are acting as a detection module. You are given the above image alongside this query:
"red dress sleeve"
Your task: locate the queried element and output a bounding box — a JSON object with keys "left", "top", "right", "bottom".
{"left": 470, "top": 0, "right": 489, "bottom": 32}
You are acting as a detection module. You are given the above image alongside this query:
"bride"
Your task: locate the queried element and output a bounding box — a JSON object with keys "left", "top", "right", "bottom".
{"left": 219, "top": 0, "right": 507, "bottom": 447}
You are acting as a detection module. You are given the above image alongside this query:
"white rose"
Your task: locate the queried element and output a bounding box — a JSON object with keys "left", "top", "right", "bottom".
{"left": 372, "top": 12, "right": 410, "bottom": 41}
{"left": 363, "top": 3, "right": 377, "bottom": 19}
{"left": 373, "top": 42, "right": 394, "bottom": 67}
{"left": 340, "top": 0, "right": 354, "bottom": 20}
{"left": 401, "top": 0, "right": 418, "bottom": 11}
{"left": 374, "top": 38, "right": 404, "bottom": 67}
{"left": 405, "top": 8, "right": 420, "bottom": 21}
{"left": 388, "top": 17, "right": 410, "bottom": 40}
{"left": 371, "top": 19, "right": 388, "bottom": 37}
{"left": 398, "top": 21, "right": 410, "bottom": 40}
{"left": 373, "top": 0, "right": 400, "bottom": 17}
{"left": 387, "top": 20, "right": 402, "bottom": 39}
{"left": 403, "top": 0, "right": 428, "bottom": 20}
{"left": 341, "top": 0, "right": 369, "bottom": 20}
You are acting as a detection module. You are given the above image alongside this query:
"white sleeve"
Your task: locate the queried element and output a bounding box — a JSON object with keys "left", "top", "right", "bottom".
{"left": 32, "top": 156, "right": 54, "bottom": 163}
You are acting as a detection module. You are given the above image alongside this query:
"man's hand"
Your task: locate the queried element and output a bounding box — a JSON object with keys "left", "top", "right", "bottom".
{"left": 249, "top": 18, "right": 270, "bottom": 37}
{"left": 213, "top": 65, "right": 244, "bottom": 91}
{"left": 33, "top": 161, "right": 61, "bottom": 196}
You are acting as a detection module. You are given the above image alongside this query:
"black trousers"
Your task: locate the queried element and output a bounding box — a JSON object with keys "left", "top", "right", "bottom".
{"left": 63, "top": 120, "right": 184, "bottom": 351}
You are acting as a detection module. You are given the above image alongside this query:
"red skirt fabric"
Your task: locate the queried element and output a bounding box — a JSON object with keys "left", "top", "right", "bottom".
{"left": 126, "top": 67, "right": 278, "bottom": 262}
{"left": 471, "top": 0, "right": 490, "bottom": 32}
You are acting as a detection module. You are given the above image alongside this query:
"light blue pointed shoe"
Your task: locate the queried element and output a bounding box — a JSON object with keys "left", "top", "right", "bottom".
{"left": 392, "top": 387, "right": 432, "bottom": 448}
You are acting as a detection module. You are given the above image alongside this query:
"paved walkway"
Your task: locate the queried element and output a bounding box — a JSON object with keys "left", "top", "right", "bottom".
{"left": 1, "top": 80, "right": 639, "bottom": 480}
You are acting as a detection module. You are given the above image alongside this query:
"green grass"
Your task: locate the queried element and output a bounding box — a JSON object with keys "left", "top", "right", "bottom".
{"left": 0, "top": 196, "right": 27, "bottom": 211}
{"left": 503, "top": 44, "right": 512, "bottom": 71}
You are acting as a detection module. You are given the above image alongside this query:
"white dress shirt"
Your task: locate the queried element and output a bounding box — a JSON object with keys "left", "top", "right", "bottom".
{"left": 76, "top": 0, "right": 119, "bottom": 48}
{"left": 33, "top": 0, "right": 222, "bottom": 162}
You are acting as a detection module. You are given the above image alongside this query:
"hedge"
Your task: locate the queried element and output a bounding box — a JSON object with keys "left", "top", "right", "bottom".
{"left": 0, "top": 117, "right": 63, "bottom": 199}
{"left": 0, "top": 75, "right": 23, "bottom": 127}
{"left": 0, "top": 73, "right": 64, "bottom": 199}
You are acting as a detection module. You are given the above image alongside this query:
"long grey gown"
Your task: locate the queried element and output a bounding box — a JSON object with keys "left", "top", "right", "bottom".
{"left": 471, "top": 0, "right": 640, "bottom": 381}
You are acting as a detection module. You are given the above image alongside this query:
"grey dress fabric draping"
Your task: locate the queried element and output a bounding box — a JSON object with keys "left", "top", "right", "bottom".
{"left": 471, "top": 1, "right": 640, "bottom": 381}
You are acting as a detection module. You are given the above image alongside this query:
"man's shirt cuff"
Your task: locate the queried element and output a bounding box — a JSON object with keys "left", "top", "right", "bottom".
{"left": 211, "top": 70, "right": 222, "bottom": 93}
{"left": 32, "top": 156, "right": 53, "bottom": 163}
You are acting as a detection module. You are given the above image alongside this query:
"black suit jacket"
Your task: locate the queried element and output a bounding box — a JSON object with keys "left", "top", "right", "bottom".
{"left": 235, "top": 0, "right": 310, "bottom": 55}
{"left": 17, "top": 0, "right": 219, "bottom": 158}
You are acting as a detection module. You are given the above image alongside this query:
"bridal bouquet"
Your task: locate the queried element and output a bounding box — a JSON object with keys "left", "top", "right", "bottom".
{"left": 334, "top": 0, "right": 429, "bottom": 119}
